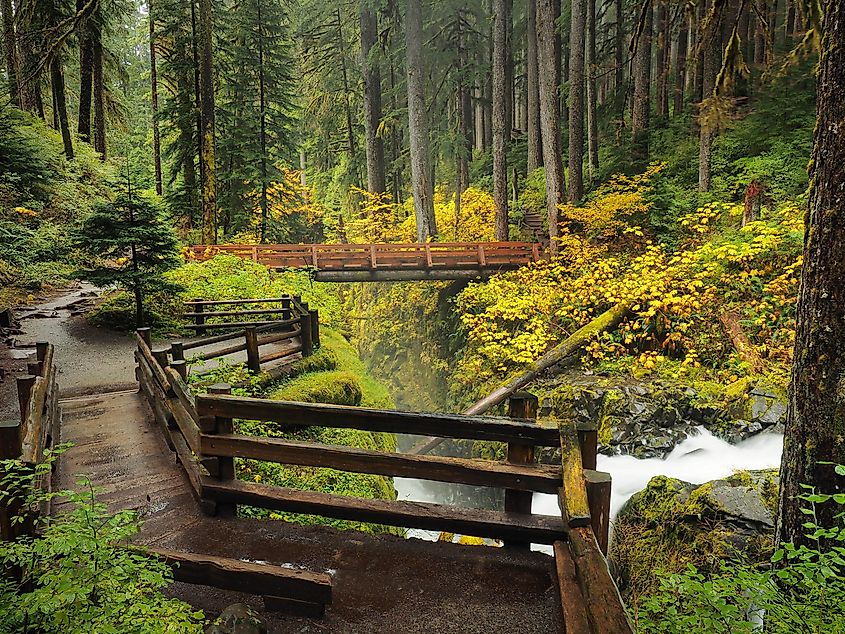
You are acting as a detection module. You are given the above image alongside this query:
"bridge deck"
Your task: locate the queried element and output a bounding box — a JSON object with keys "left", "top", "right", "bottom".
{"left": 186, "top": 242, "right": 544, "bottom": 281}
{"left": 56, "top": 389, "right": 564, "bottom": 632}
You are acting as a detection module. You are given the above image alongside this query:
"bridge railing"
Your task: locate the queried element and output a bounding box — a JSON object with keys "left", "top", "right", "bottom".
{"left": 184, "top": 241, "right": 543, "bottom": 272}
{"left": 1, "top": 342, "right": 59, "bottom": 540}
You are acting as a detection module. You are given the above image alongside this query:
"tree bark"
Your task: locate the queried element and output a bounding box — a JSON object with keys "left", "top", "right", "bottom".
{"left": 777, "top": 0, "right": 845, "bottom": 549}
{"left": 360, "top": 1, "right": 386, "bottom": 194}
{"left": 631, "top": 3, "right": 652, "bottom": 167}
{"left": 655, "top": 0, "right": 669, "bottom": 122}
{"left": 49, "top": 56, "right": 73, "bottom": 160}
{"left": 493, "top": 0, "right": 509, "bottom": 241}
{"left": 754, "top": 0, "right": 769, "bottom": 66}
{"left": 149, "top": 0, "right": 163, "bottom": 196}
{"left": 92, "top": 29, "right": 106, "bottom": 159}
{"left": 614, "top": 0, "right": 625, "bottom": 113}
{"left": 568, "top": 0, "right": 586, "bottom": 201}
{"left": 503, "top": 0, "right": 513, "bottom": 139}
{"left": 258, "top": 0, "right": 268, "bottom": 243}
{"left": 406, "top": 0, "right": 436, "bottom": 241}
{"left": 697, "top": 0, "right": 719, "bottom": 192}
{"left": 586, "top": 0, "right": 599, "bottom": 182}
{"left": 674, "top": 14, "right": 688, "bottom": 116}
{"left": 1, "top": 0, "right": 20, "bottom": 108}
{"left": 537, "top": 0, "right": 566, "bottom": 253}
{"left": 719, "top": 311, "right": 764, "bottom": 373}
{"left": 198, "top": 0, "right": 217, "bottom": 244}
{"left": 526, "top": 0, "right": 542, "bottom": 171}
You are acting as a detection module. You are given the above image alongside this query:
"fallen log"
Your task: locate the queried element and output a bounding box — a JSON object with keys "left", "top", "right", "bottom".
{"left": 410, "top": 301, "right": 631, "bottom": 455}
{"left": 719, "top": 310, "right": 765, "bottom": 373}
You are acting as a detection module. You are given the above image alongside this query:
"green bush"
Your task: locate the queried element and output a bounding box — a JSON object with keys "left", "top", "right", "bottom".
{"left": 636, "top": 473, "right": 845, "bottom": 633}
{"left": 0, "top": 448, "right": 205, "bottom": 633}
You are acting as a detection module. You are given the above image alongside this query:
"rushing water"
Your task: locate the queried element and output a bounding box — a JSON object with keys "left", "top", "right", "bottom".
{"left": 393, "top": 427, "right": 784, "bottom": 548}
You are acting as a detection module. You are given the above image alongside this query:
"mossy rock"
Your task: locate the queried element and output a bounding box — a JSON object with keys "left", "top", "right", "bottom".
{"left": 269, "top": 370, "right": 363, "bottom": 406}
{"left": 611, "top": 470, "right": 778, "bottom": 607}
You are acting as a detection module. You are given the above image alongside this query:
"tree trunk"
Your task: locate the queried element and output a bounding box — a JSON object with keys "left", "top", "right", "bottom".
{"left": 631, "top": 2, "right": 653, "bottom": 167}
{"left": 754, "top": 0, "right": 769, "bottom": 66}
{"left": 1, "top": 0, "right": 20, "bottom": 108}
{"left": 777, "top": 0, "right": 845, "bottom": 549}
{"left": 493, "top": 0, "right": 509, "bottom": 241}
{"left": 49, "top": 56, "right": 73, "bottom": 160}
{"left": 742, "top": 179, "right": 765, "bottom": 225}
{"left": 586, "top": 0, "right": 599, "bottom": 182}
{"left": 655, "top": 0, "right": 669, "bottom": 123}
{"left": 360, "top": 1, "right": 386, "bottom": 194}
{"left": 719, "top": 311, "right": 765, "bottom": 373}
{"left": 694, "top": 0, "right": 705, "bottom": 102}
{"left": 526, "top": 0, "right": 542, "bottom": 171}
{"left": 336, "top": 9, "right": 359, "bottom": 187}
{"left": 406, "top": 0, "right": 436, "bottom": 241}
{"left": 614, "top": 0, "right": 625, "bottom": 113}
{"left": 198, "top": 0, "right": 217, "bottom": 244}
{"left": 698, "top": 0, "right": 719, "bottom": 192}
{"left": 537, "top": 0, "right": 566, "bottom": 253}
{"left": 149, "top": 0, "right": 163, "bottom": 196}
{"left": 674, "top": 15, "right": 688, "bottom": 116}
{"left": 258, "top": 0, "right": 268, "bottom": 243}
{"left": 92, "top": 30, "right": 106, "bottom": 160}
{"left": 503, "top": 0, "right": 513, "bottom": 139}
{"left": 568, "top": 0, "right": 586, "bottom": 201}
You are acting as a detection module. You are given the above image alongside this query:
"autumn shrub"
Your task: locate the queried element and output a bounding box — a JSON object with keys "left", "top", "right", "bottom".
{"left": 452, "top": 170, "right": 804, "bottom": 402}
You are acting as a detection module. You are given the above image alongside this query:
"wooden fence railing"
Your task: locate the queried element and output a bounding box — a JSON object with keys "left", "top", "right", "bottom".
{"left": 134, "top": 332, "right": 631, "bottom": 631}
{"left": 174, "top": 295, "right": 319, "bottom": 377}
{"left": 0, "top": 342, "right": 59, "bottom": 540}
{"left": 184, "top": 242, "right": 543, "bottom": 272}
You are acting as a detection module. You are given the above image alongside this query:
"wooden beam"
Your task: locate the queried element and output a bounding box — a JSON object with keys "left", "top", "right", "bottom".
{"left": 142, "top": 546, "right": 332, "bottom": 605}
{"left": 200, "top": 433, "right": 562, "bottom": 492}
{"left": 585, "top": 470, "right": 612, "bottom": 556}
{"left": 195, "top": 395, "right": 561, "bottom": 446}
{"left": 504, "top": 393, "right": 538, "bottom": 550}
{"left": 559, "top": 421, "right": 591, "bottom": 528}
{"left": 136, "top": 333, "right": 171, "bottom": 394}
{"left": 202, "top": 478, "right": 566, "bottom": 544}
{"left": 569, "top": 527, "right": 634, "bottom": 633}
{"left": 553, "top": 540, "right": 591, "bottom": 634}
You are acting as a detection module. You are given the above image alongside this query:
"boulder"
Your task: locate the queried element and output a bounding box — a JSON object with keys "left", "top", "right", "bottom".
{"left": 610, "top": 470, "right": 778, "bottom": 600}
{"left": 534, "top": 374, "right": 787, "bottom": 459}
{"left": 205, "top": 604, "right": 267, "bottom": 634}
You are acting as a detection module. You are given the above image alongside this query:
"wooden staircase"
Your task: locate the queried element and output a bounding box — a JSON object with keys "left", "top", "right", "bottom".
{"left": 522, "top": 208, "right": 548, "bottom": 246}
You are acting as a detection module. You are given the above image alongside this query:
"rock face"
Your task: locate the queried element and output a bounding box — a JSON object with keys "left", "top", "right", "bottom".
{"left": 609, "top": 470, "right": 778, "bottom": 601}
{"left": 535, "top": 376, "right": 786, "bottom": 458}
{"left": 205, "top": 604, "right": 267, "bottom": 634}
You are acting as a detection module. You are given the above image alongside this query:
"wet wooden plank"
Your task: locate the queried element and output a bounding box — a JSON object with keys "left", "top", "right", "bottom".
{"left": 553, "top": 541, "right": 591, "bottom": 634}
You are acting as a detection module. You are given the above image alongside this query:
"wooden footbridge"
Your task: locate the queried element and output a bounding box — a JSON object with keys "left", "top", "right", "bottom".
{"left": 1, "top": 301, "right": 633, "bottom": 633}
{"left": 185, "top": 241, "right": 545, "bottom": 281}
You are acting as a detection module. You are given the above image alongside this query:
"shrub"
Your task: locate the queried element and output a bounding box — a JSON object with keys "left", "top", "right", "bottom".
{"left": 0, "top": 448, "right": 205, "bottom": 633}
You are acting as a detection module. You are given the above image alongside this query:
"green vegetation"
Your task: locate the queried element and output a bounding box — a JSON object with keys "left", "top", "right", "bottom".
{"left": 0, "top": 111, "right": 112, "bottom": 305}
{"left": 75, "top": 193, "right": 182, "bottom": 328}
{"left": 0, "top": 448, "right": 204, "bottom": 633}
{"left": 635, "top": 477, "right": 845, "bottom": 633}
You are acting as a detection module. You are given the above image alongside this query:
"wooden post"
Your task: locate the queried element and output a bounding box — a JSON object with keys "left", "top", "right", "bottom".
{"left": 152, "top": 348, "right": 169, "bottom": 371}
{"left": 504, "top": 392, "right": 538, "bottom": 549}
{"left": 171, "top": 360, "right": 188, "bottom": 381}
{"left": 310, "top": 309, "right": 320, "bottom": 349}
{"left": 245, "top": 327, "right": 261, "bottom": 374}
{"left": 578, "top": 424, "right": 598, "bottom": 471}
{"left": 16, "top": 375, "right": 36, "bottom": 427}
{"left": 0, "top": 418, "right": 22, "bottom": 543}
{"left": 193, "top": 299, "right": 206, "bottom": 335}
{"left": 369, "top": 244, "right": 377, "bottom": 269}
{"left": 137, "top": 327, "right": 152, "bottom": 349}
{"left": 300, "top": 310, "right": 313, "bottom": 357}
{"left": 171, "top": 341, "right": 185, "bottom": 362}
{"left": 209, "top": 383, "right": 235, "bottom": 517}
{"left": 282, "top": 296, "right": 291, "bottom": 320}
{"left": 585, "top": 470, "right": 612, "bottom": 555}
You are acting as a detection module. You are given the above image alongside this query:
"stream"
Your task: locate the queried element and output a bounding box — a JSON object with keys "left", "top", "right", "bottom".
{"left": 391, "top": 414, "right": 784, "bottom": 550}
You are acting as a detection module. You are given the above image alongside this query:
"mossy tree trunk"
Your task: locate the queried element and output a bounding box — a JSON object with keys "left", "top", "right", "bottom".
{"left": 198, "top": 0, "right": 217, "bottom": 244}
{"left": 492, "top": 0, "right": 510, "bottom": 241}
{"left": 776, "top": 0, "right": 845, "bottom": 549}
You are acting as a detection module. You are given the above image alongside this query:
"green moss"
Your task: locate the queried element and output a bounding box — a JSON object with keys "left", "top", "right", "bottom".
{"left": 270, "top": 370, "right": 362, "bottom": 406}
